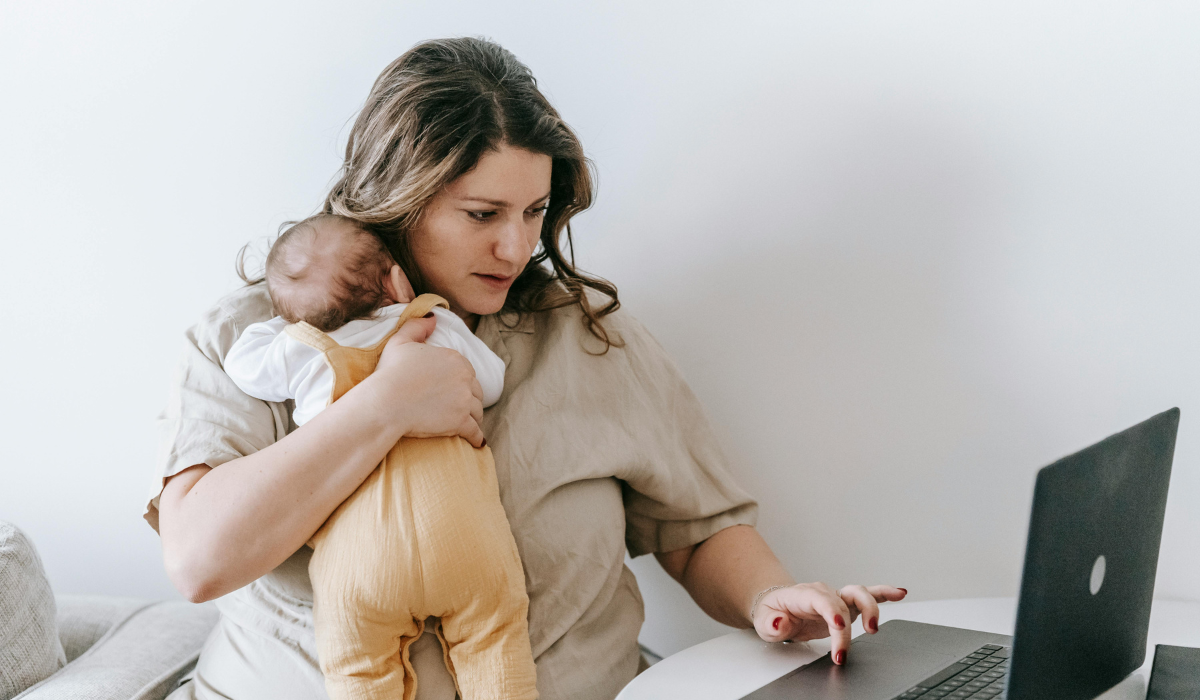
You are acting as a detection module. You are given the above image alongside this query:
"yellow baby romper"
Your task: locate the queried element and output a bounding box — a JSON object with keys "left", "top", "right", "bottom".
{"left": 285, "top": 294, "right": 538, "bottom": 700}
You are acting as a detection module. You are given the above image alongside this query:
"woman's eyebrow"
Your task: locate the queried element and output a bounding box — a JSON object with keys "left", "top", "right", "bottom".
{"left": 459, "top": 196, "right": 508, "bottom": 207}
{"left": 458, "top": 191, "right": 552, "bottom": 208}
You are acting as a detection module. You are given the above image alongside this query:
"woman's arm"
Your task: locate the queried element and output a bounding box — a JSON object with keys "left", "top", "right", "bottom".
{"left": 656, "top": 524, "right": 906, "bottom": 666}
{"left": 159, "top": 318, "right": 485, "bottom": 603}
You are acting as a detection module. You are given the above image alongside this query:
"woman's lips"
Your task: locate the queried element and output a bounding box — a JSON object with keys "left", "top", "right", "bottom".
{"left": 475, "top": 273, "right": 515, "bottom": 290}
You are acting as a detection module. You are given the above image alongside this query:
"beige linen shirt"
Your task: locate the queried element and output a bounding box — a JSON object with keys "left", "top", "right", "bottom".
{"left": 146, "top": 283, "right": 758, "bottom": 700}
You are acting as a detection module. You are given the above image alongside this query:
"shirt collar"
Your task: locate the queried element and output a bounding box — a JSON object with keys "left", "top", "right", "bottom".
{"left": 477, "top": 310, "right": 534, "bottom": 371}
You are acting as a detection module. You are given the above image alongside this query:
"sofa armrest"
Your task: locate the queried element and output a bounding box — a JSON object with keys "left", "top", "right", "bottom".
{"left": 15, "top": 599, "right": 218, "bottom": 700}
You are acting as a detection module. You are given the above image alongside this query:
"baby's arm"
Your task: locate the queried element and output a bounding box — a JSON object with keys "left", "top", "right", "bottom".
{"left": 223, "top": 317, "right": 298, "bottom": 403}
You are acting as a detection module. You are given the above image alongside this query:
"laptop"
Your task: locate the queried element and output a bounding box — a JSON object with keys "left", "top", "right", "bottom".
{"left": 743, "top": 408, "right": 1179, "bottom": 700}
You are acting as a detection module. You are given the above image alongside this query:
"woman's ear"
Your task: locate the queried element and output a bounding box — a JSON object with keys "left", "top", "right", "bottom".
{"left": 385, "top": 264, "right": 415, "bottom": 304}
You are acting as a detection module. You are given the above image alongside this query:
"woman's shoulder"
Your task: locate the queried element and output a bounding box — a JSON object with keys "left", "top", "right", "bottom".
{"left": 187, "top": 283, "right": 276, "bottom": 361}
{"left": 533, "top": 288, "right": 665, "bottom": 362}
{"left": 211, "top": 283, "right": 275, "bottom": 331}
{"left": 512, "top": 290, "right": 709, "bottom": 426}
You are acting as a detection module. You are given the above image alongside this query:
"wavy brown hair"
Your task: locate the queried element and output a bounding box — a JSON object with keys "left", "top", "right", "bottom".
{"left": 322, "top": 37, "right": 620, "bottom": 349}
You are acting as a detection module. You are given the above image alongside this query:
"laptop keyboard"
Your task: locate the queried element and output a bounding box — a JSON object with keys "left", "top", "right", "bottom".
{"left": 891, "top": 644, "right": 1010, "bottom": 699}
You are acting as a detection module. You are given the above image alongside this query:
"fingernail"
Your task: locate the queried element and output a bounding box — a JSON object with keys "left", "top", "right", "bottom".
{"left": 898, "top": 588, "right": 908, "bottom": 595}
{"left": 772, "top": 616, "right": 782, "bottom": 630}
{"left": 833, "top": 614, "right": 845, "bottom": 629}
{"left": 835, "top": 650, "right": 846, "bottom": 665}
{"left": 869, "top": 616, "right": 878, "bottom": 632}
{"left": 481, "top": 438, "right": 488, "bottom": 448}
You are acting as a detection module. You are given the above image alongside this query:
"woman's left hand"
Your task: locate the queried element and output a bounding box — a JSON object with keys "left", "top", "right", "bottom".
{"left": 751, "top": 583, "right": 907, "bottom": 665}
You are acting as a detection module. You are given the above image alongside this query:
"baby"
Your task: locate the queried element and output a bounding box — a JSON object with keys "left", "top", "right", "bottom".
{"left": 224, "top": 214, "right": 538, "bottom": 700}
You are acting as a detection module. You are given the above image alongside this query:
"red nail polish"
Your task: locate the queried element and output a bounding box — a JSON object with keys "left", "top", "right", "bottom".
{"left": 869, "top": 616, "right": 878, "bottom": 632}
{"left": 834, "top": 614, "right": 845, "bottom": 629}
{"left": 835, "top": 650, "right": 846, "bottom": 665}
{"left": 772, "top": 616, "right": 782, "bottom": 630}
{"left": 898, "top": 588, "right": 907, "bottom": 595}
{"left": 481, "top": 438, "right": 488, "bottom": 448}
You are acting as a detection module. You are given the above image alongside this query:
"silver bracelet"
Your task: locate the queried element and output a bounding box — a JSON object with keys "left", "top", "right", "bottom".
{"left": 750, "top": 585, "right": 792, "bottom": 621}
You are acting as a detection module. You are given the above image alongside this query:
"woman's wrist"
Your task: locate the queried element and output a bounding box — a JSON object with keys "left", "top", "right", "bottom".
{"left": 750, "top": 584, "right": 794, "bottom": 623}
{"left": 353, "top": 371, "right": 417, "bottom": 442}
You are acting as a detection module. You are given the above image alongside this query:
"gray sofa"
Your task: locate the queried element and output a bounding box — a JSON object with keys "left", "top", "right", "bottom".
{"left": 0, "top": 519, "right": 216, "bottom": 700}
{"left": 13, "top": 595, "right": 217, "bottom": 700}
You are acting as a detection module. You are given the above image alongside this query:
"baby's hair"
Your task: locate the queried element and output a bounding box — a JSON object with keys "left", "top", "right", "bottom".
{"left": 265, "top": 213, "right": 396, "bottom": 332}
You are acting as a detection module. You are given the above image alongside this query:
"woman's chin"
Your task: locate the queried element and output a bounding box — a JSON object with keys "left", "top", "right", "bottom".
{"left": 456, "top": 290, "right": 509, "bottom": 317}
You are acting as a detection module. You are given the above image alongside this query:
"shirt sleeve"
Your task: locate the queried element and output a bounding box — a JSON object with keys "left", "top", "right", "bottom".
{"left": 223, "top": 317, "right": 294, "bottom": 403}
{"left": 144, "top": 284, "right": 289, "bottom": 532}
{"left": 606, "top": 312, "right": 759, "bottom": 557}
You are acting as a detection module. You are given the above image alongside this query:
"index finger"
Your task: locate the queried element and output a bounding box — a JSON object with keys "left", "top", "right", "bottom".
{"left": 389, "top": 316, "right": 435, "bottom": 345}
{"left": 813, "top": 592, "right": 853, "bottom": 665}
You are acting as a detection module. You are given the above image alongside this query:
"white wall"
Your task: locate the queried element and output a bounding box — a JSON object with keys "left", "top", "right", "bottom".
{"left": 2, "top": 1, "right": 1197, "bottom": 659}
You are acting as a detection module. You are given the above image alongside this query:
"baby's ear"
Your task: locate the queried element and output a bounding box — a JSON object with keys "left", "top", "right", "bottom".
{"left": 386, "top": 265, "right": 415, "bottom": 304}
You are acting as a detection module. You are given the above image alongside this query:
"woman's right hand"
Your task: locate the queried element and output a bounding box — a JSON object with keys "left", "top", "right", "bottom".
{"left": 372, "top": 315, "right": 486, "bottom": 447}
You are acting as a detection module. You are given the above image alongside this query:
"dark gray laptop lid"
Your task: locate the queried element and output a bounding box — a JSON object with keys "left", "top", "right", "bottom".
{"left": 1008, "top": 407, "right": 1178, "bottom": 700}
{"left": 741, "top": 409, "right": 1179, "bottom": 700}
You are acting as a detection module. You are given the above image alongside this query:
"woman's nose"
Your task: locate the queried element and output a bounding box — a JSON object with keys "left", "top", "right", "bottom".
{"left": 493, "top": 218, "right": 534, "bottom": 265}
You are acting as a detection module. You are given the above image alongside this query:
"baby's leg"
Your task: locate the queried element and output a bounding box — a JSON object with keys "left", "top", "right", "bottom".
{"left": 438, "top": 593, "right": 538, "bottom": 700}
{"left": 309, "top": 459, "right": 426, "bottom": 700}
{"left": 313, "top": 601, "right": 423, "bottom": 700}
{"left": 401, "top": 437, "right": 539, "bottom": 700}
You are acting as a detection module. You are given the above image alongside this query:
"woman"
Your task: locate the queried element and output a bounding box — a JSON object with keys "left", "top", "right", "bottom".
{"left": 146, "top": 37, "right": 905, "bottom": 700}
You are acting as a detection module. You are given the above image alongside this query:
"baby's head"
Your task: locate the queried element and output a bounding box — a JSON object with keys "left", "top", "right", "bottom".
{"left": 265, "top": 214, "right": 412, "bottom": 331}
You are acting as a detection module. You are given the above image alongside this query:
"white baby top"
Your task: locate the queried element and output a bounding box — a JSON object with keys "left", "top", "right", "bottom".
{"left": 224, "top": 303, "right": 505, "bottom": 426}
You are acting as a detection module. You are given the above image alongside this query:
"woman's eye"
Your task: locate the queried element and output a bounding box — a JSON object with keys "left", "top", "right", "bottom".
{"left": 467, "top": 210, "right": 496, "bottom": 222}
{"left": 526, "top": 205, "right": 549, "bottom": 217}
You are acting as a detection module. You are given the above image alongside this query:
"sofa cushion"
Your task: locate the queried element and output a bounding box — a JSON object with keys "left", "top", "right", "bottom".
{"left": 0, "top": 522, "right": 66, "bottom": 700}
{"left": 56, "top": 595, "right": 153, "bottom": 663}
{"left": 14, "top": 599, "right": 218, "bottom": 700}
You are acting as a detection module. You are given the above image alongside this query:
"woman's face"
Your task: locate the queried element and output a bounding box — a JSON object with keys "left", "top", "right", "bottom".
{"left": 410, "top": 143, "right": 553, "bottom": 320}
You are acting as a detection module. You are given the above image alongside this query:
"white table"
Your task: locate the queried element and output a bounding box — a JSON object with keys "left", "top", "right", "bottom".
{"left": 618, "top": 597, "right": 1200, "bottom": 700}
